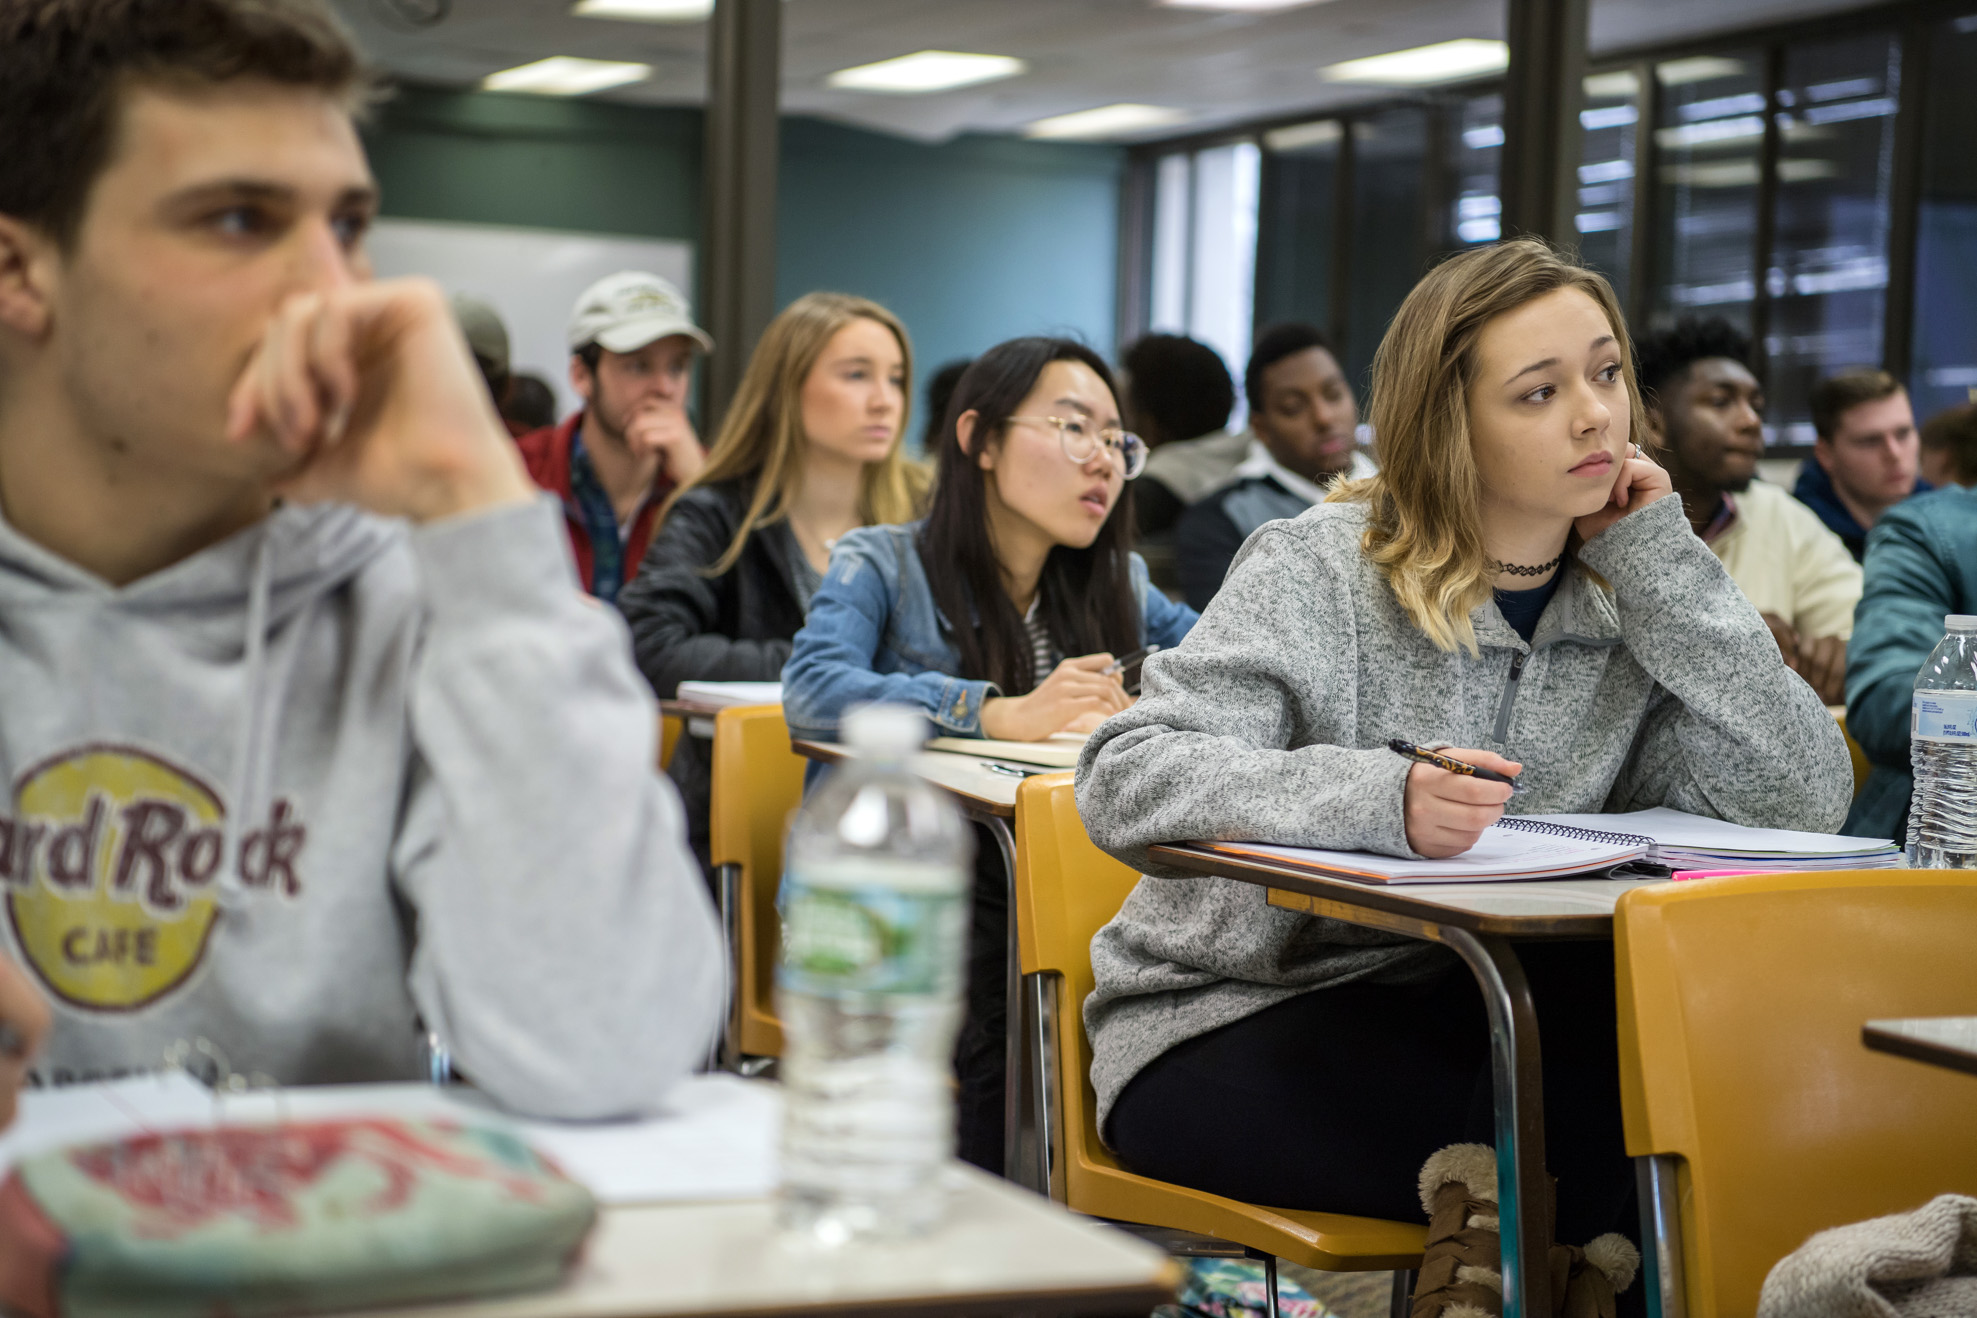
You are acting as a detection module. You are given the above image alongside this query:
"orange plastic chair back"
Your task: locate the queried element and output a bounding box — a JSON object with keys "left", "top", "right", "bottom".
{"left": 1013, "top": 774, "right": 1425, "bottom": 1270}
{"left": 659, "top": 713, "right": 682, "bottom": 772}
{"left": 1614, "top": 870, "right": 1977, "bottom": 1317}
{"left": 709, "top": 704, "right": 806, "bottom": 1057}
{"left": 1833, "top": 710, "right": 1870, "bottom": 799}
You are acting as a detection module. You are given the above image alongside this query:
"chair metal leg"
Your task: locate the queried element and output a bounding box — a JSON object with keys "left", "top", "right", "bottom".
{"left": 1391, "top": 1268, "right": 1415, "bottom": 1318}
{"left": 1020, "top": 970, "right": 1065, "bottom": 1200}
{"left": 714, "top": 862, "right": 745, "bottom": 1074}
{"left": 1442, "top": 928, "right": 1552, "bottom": 1318}
{"left": 982, "top": 814, "right": 1027, "bottom": 1185}
{"left": 1261, "top": 1253, "right": 1280, "bottom": 1318}
{"left": 1637, "top": 1154, "right": 1686, "bottom": 1318}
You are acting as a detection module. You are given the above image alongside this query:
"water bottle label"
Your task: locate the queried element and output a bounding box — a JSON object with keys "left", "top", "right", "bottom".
{"left": 780, "top": 869, "right": 963, "bottom": 999}
{"left": 1912, "top": 690, "right": 1977, "bottom": 743}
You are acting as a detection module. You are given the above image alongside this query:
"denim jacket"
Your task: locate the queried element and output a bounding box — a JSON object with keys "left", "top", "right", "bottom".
{"left": 782, "top": 521, "right": 1199, "bottom": 741}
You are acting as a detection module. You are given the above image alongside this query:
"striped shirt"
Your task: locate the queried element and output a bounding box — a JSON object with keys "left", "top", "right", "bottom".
{"left": 1023, "top": 598, "right": 1058, "bottom": 685}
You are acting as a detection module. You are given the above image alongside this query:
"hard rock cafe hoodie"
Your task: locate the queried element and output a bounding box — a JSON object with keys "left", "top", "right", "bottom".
{"left": 0, "top": 494, "right": 723, "bottom": 1119}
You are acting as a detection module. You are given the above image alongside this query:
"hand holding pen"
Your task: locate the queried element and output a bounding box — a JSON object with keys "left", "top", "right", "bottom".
{"left": 1391, "top": 740, "right": 1525, "bottom": 860}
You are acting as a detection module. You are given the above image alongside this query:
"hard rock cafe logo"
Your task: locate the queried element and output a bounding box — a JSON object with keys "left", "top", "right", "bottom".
{"left": 0, "top": 745, "right": 307, "bottom": 1013}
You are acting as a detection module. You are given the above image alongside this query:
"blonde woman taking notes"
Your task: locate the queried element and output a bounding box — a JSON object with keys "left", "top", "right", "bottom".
{"left": 1074, "top": 239, "right": 1850, "bottom": 1316}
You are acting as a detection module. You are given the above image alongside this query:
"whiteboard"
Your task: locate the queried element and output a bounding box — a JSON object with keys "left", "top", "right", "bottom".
{"left": 365, "top": 217, "right": 695, "bottom": 418}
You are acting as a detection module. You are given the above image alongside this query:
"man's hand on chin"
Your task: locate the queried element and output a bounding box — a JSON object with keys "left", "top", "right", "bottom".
{"left": 625, "top": 402, "right": 706, "bottom": 486}
{"left": 225, "top": 278, "right": 534, "bottom": 525}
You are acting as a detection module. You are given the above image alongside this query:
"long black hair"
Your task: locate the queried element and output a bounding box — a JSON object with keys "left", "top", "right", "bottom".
{"left": 916, "top": 337, "right": 1141, "bottom": 697}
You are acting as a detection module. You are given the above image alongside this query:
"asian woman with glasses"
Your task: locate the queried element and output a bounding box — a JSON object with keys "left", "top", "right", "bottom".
{"left": 782, "top": 336, "right": 1197, "bottom": 1173}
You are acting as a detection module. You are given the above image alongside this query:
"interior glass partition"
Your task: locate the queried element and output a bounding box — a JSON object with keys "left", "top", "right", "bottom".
{"left": 1765, "top": 33, "right": 1901, "bottom": 444}
{"left": 1576, "top": 70, "right": 1641, "bottom": 309}
{"left": 1649, "top": 52, "right": 1766, "bottom": 336}
{"left": 1910, "top": 13, "right": 1977, "bottom": 422}
{"left": 1255, "top": 120, "right": 1342, "bottom": 340}
{"left": 1345, "top": 106, "right": 1430, "bottom": 390}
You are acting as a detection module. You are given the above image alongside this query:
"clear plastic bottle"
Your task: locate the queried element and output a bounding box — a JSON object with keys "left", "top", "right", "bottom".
{"left": 776, "top": 704, "right": 971, "bottom": 1244}
{"left": 1908, "top": 614, "right": 1977, "bottom": 868}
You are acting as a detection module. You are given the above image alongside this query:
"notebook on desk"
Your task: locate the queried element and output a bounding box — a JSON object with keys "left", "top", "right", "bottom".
{"left": 674, "top": 680, "right": 783, "bottom": 708}
{"left": 1204, "top": 807, "right": 1901, "bottom": 885}
{"left": 925, "top": 733, "right": 1087, "bottom": 768}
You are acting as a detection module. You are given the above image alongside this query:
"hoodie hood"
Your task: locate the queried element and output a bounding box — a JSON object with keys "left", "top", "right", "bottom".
{"left": 0, "top": 501, "right": 401, "bottom": 648}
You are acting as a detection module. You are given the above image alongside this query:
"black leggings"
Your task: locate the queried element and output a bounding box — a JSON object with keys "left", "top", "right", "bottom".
{"left": 1107, "top": 941, "right": 1639, "bottom": 1249}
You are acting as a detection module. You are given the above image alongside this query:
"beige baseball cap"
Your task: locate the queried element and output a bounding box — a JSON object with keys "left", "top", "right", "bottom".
{"left": 566, "top": 271, "right": 714, "bottom": 356}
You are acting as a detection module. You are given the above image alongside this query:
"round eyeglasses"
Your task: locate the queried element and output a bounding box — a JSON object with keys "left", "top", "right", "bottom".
{"left": 1006, "top": 415, "right": 1147, "bottom": 480}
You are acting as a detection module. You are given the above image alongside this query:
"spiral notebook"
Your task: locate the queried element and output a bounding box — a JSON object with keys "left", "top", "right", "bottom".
{"left": 1205, "top": 807, "right": 1899, "bottom": 885}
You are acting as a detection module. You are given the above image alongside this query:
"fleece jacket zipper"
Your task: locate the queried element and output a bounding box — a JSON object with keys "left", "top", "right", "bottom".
{"left": 1491, "top": 650, "right": 1527, "bottom": 745}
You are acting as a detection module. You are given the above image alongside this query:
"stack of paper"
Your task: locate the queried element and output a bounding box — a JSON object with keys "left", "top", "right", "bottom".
{"left": 675, "top": 680, "right": 783, "bottom": 709}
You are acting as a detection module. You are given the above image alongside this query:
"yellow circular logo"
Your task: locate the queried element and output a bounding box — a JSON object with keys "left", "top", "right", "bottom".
{"left": 3, "top": 746, "right": 224, "bottom": 1012}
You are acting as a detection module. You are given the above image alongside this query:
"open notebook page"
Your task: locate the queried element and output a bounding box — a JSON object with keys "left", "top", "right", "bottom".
{"left": 1519, "top": 807, "right": 1898, "bottom": 858}
{"left": 1208, "top": 825, "right": 1646, "bottom": 884}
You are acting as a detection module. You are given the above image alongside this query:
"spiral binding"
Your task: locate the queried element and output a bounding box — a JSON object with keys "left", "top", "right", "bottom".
{"left": 1498, "top": 817, "right": 1658, "bottom": 853}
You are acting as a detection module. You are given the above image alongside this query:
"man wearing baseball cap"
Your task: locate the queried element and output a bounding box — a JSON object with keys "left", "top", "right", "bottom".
{"left": 517, "top": 271, "right": 712, "bottom": 603}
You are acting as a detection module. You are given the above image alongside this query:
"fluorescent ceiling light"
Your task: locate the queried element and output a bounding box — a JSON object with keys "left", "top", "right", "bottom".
{"left": 483, "top": 56, "right": 651, "bottom": 95}
{"left": 826, "top": 50, "right": 1026, "bottom": 95}
{"left": 572, "top": 0, "right": 711, "bottom": 20}
{"left": 1025, "top": 103, "right": 1190, "bottom": 140}
{"left": 1158, "top": 0, "right": 1328, "bottom": 10}
{"left": 1656, "top": 56, "right": 1746, "bottom": 86}
{"left": 1583, "top": 70, "right": 1640, "bottom": 99}
{"left": 1321, "top": 39, "right": 1508, "bottom": 86}
{"left": 1263, "top": 119, "right": 1341, "bottom": 151}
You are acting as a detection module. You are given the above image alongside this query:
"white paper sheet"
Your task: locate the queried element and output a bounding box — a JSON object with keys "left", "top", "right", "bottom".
{"left": 0, "top": 1073, "right": 781, "bottom": 1206}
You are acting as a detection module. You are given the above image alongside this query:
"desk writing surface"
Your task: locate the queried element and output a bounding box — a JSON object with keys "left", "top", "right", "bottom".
{"left": 353, "top": 1164, "right": 1176, "bottom": 1318}
{"left": 1151, "top": 842, "right": 1671, "bottom": 936}
{"left": 1863, "top": 1016, "right": 1977, "bottom": 1078}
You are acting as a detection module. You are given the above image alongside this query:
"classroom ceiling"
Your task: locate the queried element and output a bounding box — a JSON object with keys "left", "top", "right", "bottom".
{"left": 333, "top": 0, "right": 1880, "bottom": 144}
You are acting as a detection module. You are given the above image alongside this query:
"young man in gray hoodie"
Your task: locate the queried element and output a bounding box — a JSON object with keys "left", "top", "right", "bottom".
{"left": 0, "top": 0, "right": 723, "bottom": 1119}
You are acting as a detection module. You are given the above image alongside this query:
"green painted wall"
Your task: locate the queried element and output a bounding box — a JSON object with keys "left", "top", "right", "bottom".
{"left": 360, "top": 87, "right": 1124, "bottom": 420}
{"left": 773, "top": 118, "right": 1125, "bottom": 396}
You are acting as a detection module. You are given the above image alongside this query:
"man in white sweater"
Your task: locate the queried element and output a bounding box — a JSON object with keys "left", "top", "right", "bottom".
{"left": 1636, "top": 318, "right": 1860, "bottom": 705}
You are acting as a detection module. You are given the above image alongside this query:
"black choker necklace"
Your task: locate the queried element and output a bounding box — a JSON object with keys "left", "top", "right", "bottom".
{"left": 1492, "top": 552, "right": 1565, "bottom": 578}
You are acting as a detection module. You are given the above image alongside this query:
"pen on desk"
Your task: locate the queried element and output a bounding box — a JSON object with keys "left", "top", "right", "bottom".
{"left": 1103, "top": 646, "right": 1156, "bottom": 676}
{"left": 1387, "top": 739, "right": 1525, "bottom": 793}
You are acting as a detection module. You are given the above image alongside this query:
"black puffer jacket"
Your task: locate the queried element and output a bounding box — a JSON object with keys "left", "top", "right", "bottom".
{"left": 619, "top": 477, "right": 811, "bottom": 873}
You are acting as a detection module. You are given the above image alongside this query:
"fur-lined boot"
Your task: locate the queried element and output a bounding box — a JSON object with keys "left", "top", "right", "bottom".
{"left": 1547, "top": 1233, "right": 1640, "bottom": 1318}
{"left": 1409, "top": 1143, "right": 1504, "bottom": 1318}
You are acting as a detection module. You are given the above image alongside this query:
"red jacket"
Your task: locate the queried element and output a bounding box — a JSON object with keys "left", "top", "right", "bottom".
{"left": 516, "top": 413, "right": 670, "bottom": 596}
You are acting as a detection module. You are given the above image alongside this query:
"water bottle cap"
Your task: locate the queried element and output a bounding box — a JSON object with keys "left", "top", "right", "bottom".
{"left": 842, "top": 703, "right": 928, "bottom": 755}
{"left": 1948, "top": 615, "right": 1977, "bottom": 632}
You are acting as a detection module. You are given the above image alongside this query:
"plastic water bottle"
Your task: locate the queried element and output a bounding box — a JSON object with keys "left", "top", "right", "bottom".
{"left": 776, "top": 704, "right": 971, "bottom": 1244}
{"left": 1908, "top": 614, "right": 1977, "bottom": 868}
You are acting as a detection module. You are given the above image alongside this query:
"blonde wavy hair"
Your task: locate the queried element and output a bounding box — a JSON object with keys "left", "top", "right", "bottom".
{"left": 1329, "top": 238, "right": 1648, "bottom": 655}
{"left": 666, "top": 292, "right": 930, "bottom": 574}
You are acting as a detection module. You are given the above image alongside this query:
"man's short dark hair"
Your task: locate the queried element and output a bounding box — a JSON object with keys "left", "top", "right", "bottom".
{"left": 1809, "top": 368, "right": 1904, "bottom": 442}
{"left": 1245, "top": 322, "right": 1337, "bottom": 418}
{"left": 1121, "top": 334, "right": 1233, "bottom": 445}
{"left": 1921, "top": 402, "right": 1977, "bottom": 486}
{"left": 0, "top": 0, "right": 369, "bottom": 246}
{"left": 1632, "top": 316, "right": 1754, "bottom": 406}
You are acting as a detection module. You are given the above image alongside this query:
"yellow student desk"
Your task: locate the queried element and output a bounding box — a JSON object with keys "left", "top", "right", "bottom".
{"left": 1149, "top": 843, "right": 1669, "bottom": 1318}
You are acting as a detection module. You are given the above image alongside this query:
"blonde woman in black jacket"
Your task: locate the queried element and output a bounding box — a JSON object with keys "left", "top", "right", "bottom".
{"left": 619, "top": 293, "right": 927, "bottom": 874}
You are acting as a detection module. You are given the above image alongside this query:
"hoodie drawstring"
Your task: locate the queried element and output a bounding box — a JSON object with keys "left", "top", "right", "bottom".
{"left": 219, "top": 533, "right": 276, "bottom": 914}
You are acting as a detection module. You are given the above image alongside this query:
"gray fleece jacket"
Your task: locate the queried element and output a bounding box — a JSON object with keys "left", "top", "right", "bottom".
{"left": 0, "top": 495, "right": 722, "bottom": 1119}
{"left": 1076, "top": 492, "right": 1852, "bottom": 1130}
